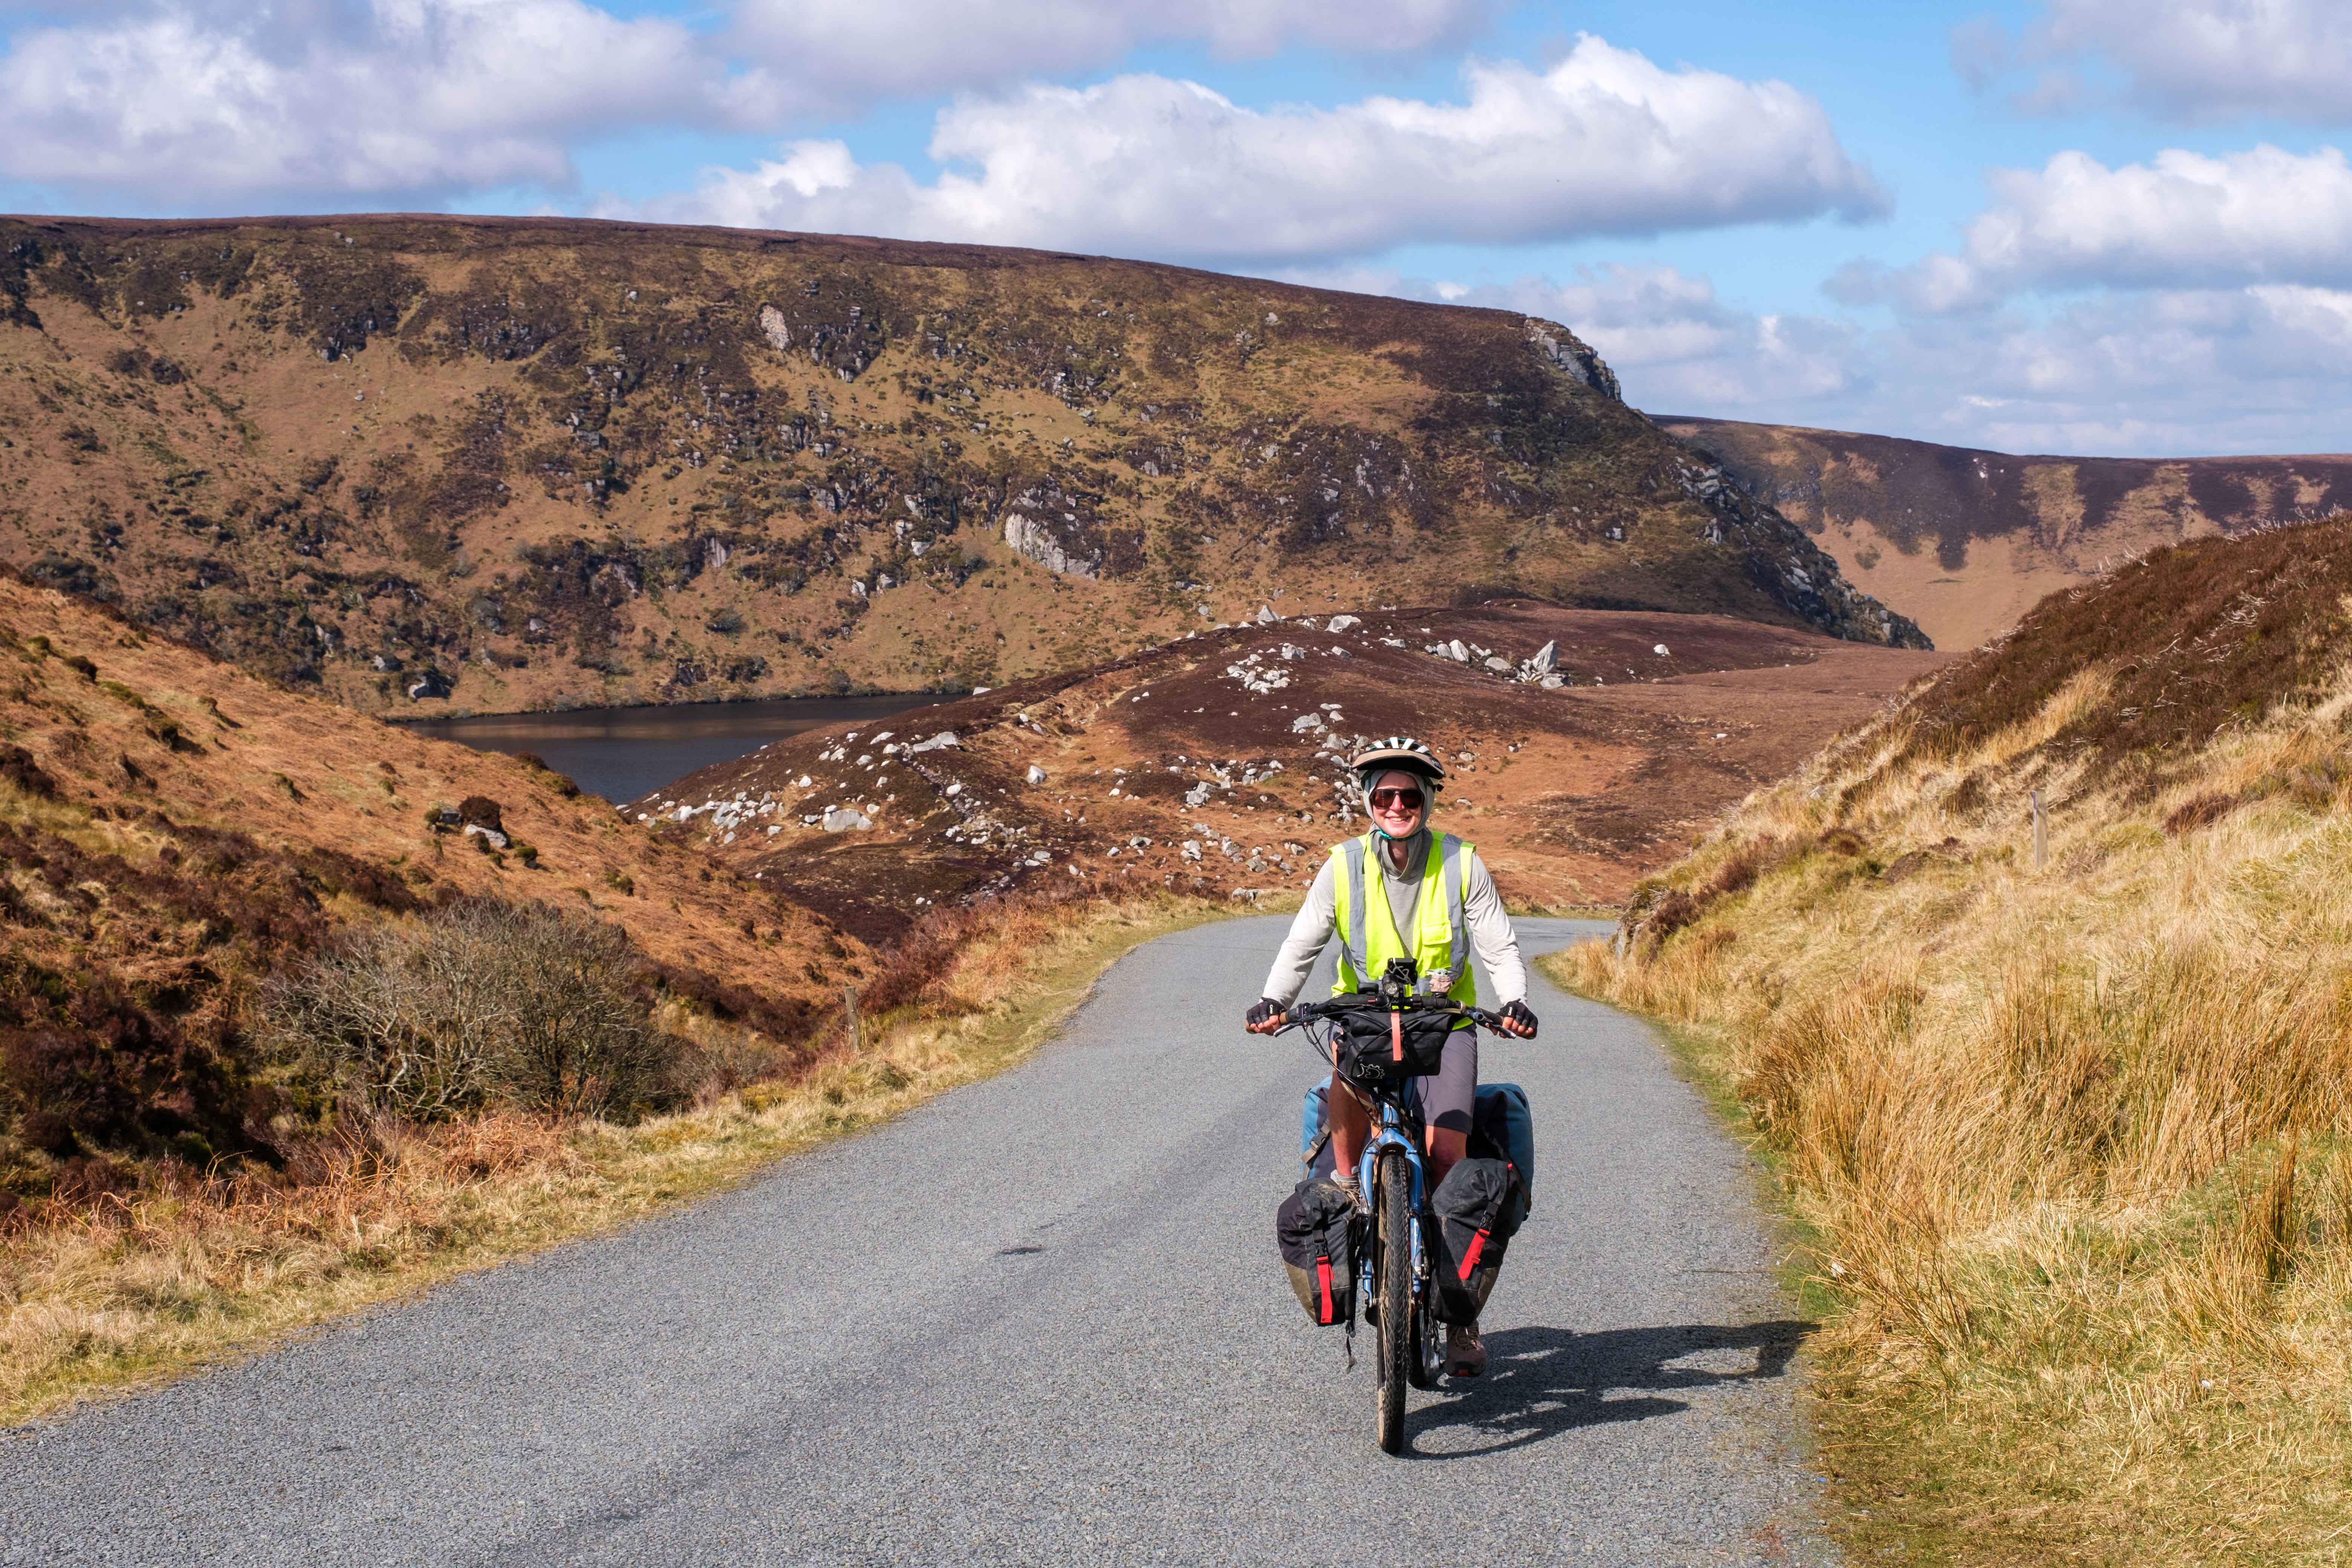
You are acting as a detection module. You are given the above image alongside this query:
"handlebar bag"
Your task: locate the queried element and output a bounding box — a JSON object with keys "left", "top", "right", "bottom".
{"left": 1427, "top": 1156, "right": 1519, "bottom": 1325}
{"left": 1275, "top": 1178, "right": 1358, "bottom": 1326}
{"left": 1332, "top": 1003, "right": 1455, "bottom": 1092}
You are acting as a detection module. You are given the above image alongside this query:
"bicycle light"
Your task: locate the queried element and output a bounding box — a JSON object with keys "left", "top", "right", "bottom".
{"left": 1378, "top": 957, "right": 1417, "bottom": 1012}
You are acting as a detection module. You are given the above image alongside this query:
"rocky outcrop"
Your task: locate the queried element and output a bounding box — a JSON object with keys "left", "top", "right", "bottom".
{"left": 1526, "top": 318, "right": 1621, "bottom": 400}
{"left": 1671, "top": 456, "right": 1932, "bottom": 650}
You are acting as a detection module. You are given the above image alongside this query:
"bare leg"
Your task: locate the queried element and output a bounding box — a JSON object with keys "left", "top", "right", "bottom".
{"left": 1425, "top": 1126, "right": 1467, "bottom": 1191}
{"left": 1327, "top": 1072, "right": 1371, "bottom": 1180}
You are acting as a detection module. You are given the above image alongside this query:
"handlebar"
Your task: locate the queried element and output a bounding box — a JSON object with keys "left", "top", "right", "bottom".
{"left": 1266, "top": 994, "right": 1510, "bottom": 1034}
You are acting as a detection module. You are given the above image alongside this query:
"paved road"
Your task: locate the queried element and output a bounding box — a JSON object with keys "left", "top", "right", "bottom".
{"left": 4, "top": 916, "right": 1833, "bottom": 1566}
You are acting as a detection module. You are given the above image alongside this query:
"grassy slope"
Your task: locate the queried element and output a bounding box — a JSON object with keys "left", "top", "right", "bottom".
{"left": 1549, "top": 516, "right": 2352, "bottom": 1564}
{"left": 0, "top": 215, "right": 1919, "bottom": 722}
{"left": 0, "top": 570, "right": 878, "bottom": 1213}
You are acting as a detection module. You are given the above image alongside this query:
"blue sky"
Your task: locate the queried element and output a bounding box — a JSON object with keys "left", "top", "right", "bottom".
{"left": 5, "top": 0, "right": 2351, "bottom": 457}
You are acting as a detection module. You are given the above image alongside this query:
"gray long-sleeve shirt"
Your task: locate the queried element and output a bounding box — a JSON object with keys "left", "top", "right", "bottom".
{"left": 1259, "top": 830, "right": 1528, "bottom": 1006}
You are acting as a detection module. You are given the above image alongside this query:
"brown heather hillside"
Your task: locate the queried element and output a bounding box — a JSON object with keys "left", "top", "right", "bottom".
{"left": 1663, "top": 414, "right": 2352, "bottom": 652}
{"left": 635, "top": 599, "right": 1943, "bottom": 938}
{"left": 0, "top": 573, "right": 862, "bottom": 1216}
{"left": 1560, "top": 514, "right": 2352, "bottom": 1563}
{"left": 0, "top": 215, "right": 1920, "bottom": 723}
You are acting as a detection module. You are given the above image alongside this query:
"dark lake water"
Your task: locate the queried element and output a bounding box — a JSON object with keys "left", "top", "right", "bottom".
{"left": 398, "top": 693, "right": 944, "bottom": 804}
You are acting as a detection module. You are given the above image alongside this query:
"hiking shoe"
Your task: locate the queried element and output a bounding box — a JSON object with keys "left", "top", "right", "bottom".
{"left": 1318, "top": 1173, "right": 1368, "bottom": 1211}
{"left": 1446, "top": 1320, "right": 1488, "bottom": 1379}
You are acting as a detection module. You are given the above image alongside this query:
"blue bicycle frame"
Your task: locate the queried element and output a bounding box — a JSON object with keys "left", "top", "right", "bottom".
{"left": 1355, "top": 1095, "right": 1429, "bottom": 1309}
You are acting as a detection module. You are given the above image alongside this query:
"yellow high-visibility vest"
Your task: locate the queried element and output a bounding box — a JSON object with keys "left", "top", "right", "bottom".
{"left": 1328, "top": 832, "right": 1477, "bottom": 1018}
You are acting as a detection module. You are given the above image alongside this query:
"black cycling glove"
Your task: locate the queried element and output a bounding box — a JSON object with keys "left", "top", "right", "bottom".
{"left": 1498, "top": 1000, "right": 1539, "bottom": 1038}
{"left": 1245, "top": 997, "right": 1285, "bottom": 1030}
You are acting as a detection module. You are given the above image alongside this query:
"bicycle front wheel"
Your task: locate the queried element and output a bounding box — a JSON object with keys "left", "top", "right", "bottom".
{"left": 1374, "top": 1147, "right": 1412, "bottom": 1455}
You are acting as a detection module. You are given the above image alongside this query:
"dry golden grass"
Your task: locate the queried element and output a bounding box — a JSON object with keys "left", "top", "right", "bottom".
{"left": 1546, "top": 657, "right": 2352, "bottom": 1564}
{"left": 1, "top": 888, "right": 1227, "bottom": 1427}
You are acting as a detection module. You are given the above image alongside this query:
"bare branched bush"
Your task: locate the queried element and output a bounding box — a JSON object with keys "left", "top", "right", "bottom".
{"left": 261, "top": 902, "right": 680, "bottom": 1122}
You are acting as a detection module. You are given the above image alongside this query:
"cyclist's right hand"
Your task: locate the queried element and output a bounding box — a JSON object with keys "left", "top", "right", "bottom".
{"left": 1244, "top": 997, "right": 1286, "bottom": 1033}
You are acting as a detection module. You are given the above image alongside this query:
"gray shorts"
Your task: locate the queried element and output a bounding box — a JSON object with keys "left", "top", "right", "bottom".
{"left": 1413, "top": 1026, "right": 1478, "bottom": 1138}
{"left": 1325, "top": 1028, "right": 1478, "bottom": 1139}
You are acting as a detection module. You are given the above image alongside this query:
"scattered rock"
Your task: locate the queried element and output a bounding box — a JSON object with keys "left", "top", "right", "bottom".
{"left": 1531, "top": 640, "right": 1557, "bottom": 673}
{"left": 1447, "top": 640, "right": 1469, "bottom": 663}
{"left": 1026, "top": 764, "right": 1047, "bottom": 785}
{"left": 758, "top": 304, "right": 792, "bottom": 353}
{"left": 1654, "top": 644, "right": 1671, "bottom": 656}
{"left": 462, "top": 822, "right": 510, "bottom": 850}
{"left": 406, "top": 669, "right": 451, "bottom": 701}
{"left": 1326, "top": 614, "right": 1361, "bottom": 632}
{"left": 1003, "top": 513, "right": 1100, "bottom": 579}
{"left": 822, "top": 807, "right": 873, "bottom": 832}
{"left": 906, "top": 731, "right": 960, "bottom": 754}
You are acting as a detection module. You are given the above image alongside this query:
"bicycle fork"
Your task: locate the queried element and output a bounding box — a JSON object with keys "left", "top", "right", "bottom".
{"left": 1355, "top": 1104, "right": 1429, "bottom": 1310}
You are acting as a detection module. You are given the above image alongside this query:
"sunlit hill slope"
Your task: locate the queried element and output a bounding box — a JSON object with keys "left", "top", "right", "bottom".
{"left": 0, "top": 215, "right": 1922, "bottom": 720}
{"left": 1562, "top": 514, "right": 2352, "bottom": 1562}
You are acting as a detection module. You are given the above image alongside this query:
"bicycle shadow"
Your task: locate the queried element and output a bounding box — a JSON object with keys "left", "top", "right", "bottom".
{"left": 1403, "top": 1319, "right": 1816, "bottom": 1460}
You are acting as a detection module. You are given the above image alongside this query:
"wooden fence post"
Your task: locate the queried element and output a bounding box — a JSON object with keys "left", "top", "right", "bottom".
{"left": 2031, "top": 789, "right": 2047, "bottom": 871}
{"left": 844, "top": 984, "right": 864, "bottom": 1055}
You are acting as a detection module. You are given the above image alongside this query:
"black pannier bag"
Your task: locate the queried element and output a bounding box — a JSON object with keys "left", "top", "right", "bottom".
{"left": 1330, "top": 1003, "right": 1455, "bottom": 1095}
{"left": 1275, "top": 1178, "right": 1357, "bottom": 1326}
{"left": 1427, "top": 1156, "right": 1521, "bottom": 1325}
{"left": 1467, "top": 1080, "right": 1535, "bottom": 1238}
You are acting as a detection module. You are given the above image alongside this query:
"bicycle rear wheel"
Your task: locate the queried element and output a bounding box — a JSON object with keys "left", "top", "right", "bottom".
{"left": 1374, "top": 1147, "right": 1412, "bottom": 1455}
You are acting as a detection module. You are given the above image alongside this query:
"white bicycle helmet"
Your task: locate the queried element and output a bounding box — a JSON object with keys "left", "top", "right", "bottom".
{"left": 1349, "top": 736, "right": 1446, "bottom": 798}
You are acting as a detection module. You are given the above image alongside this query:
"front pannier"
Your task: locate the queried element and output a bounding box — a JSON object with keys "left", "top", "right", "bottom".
{"left": 1275, "top": 1178, "right": 1358, "bottom": 1326}
{"left": 1467, "top": 1081, "right": 1535, "bottom": 1240}
{"left": 1427, "top": 1156, "right": 1520, "bottom": 1324}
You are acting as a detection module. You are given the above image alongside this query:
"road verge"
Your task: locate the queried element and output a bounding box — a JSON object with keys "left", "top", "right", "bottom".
{"left": 2, "top": 889, "right": 1231, "bottom": 1427}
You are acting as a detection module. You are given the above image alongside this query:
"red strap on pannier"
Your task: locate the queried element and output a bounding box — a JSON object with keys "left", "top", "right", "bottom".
{"left": 1316, "top": 1256, "right": 1335, "bottom": 1323}
{"left": 1458, "top": 1228, "right": 1489, "bottom": 1281}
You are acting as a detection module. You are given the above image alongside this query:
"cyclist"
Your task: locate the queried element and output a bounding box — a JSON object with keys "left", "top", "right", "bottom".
{"left": 1245, "top": 736, "right": 1538, "bottom": 1377}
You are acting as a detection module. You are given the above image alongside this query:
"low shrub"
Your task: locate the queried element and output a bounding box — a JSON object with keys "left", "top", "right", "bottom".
{"left": 259, "top": 901, "right": 683, "bottom": 1122}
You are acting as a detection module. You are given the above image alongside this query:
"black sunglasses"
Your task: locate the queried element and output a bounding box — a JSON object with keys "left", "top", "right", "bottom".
{"left": 1369, "top": 787, "right": 1426, "bottom": 810}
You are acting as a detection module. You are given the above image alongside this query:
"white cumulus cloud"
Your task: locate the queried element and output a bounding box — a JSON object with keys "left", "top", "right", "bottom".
{"left": 647, "top": 38, "right": 1886, "bottom": 263}
{"left": 1958, "top": 0, "right": 2352, "bottom": 125}
{"left": 1294, "top": 262, "right": 2352, "bottom": 455}
{"left": 0, "top": 0, "right": 720, "bottom": 204}
{"left": 1832, "top": 144, "right": 2352, "bottom": 311}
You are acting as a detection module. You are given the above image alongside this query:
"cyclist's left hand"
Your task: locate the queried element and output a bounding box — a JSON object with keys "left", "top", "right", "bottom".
{"left": 1244, "top": 997, "right": 1286, "bottom": 1034}
{"left": 1496, "top": 1000, "right": 1539, "bottom": 1038}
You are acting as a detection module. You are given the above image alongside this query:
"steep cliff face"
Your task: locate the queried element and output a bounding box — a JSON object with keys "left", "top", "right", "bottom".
{"left": 0, "top": 216, "right": 1922, "bottom": 717}
{"left": 1662, "top": 414, "right": 2352, "bottom": 650}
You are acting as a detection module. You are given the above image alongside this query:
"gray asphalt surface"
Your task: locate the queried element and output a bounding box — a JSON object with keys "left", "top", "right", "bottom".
{"left": 3, "top": 915, "right": 1834, "bottom": 1566}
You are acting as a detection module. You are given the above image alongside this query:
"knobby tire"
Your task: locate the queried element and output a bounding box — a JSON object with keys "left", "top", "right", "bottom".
{"left": 1375, "top": 1148, "right": 1412, "bottom": 1455}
